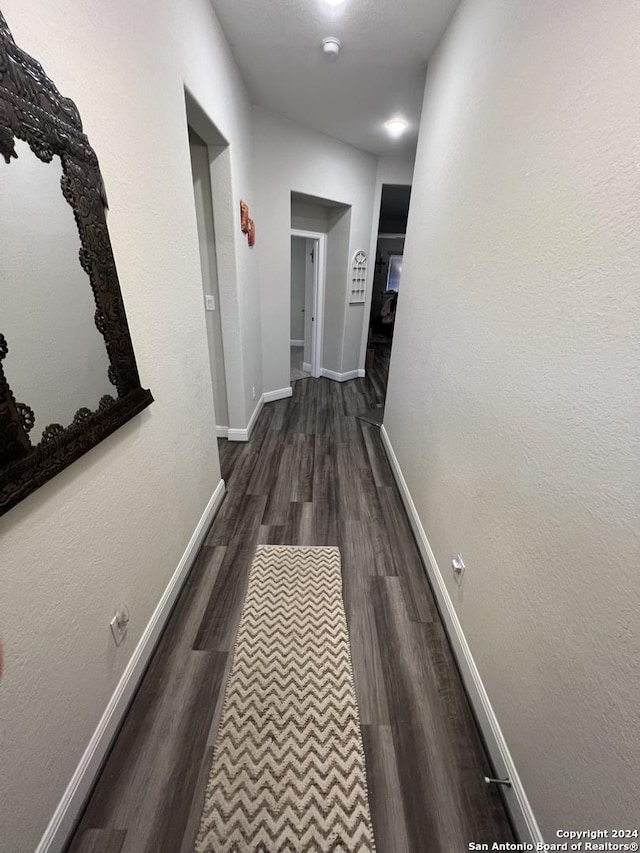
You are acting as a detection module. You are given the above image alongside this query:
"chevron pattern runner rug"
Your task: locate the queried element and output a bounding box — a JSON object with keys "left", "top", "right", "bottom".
{"left": 195, "top": 545, "right": 376, "bottom": 852}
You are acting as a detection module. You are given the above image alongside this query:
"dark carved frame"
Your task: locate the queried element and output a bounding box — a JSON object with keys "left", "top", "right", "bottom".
{"left": 0, "top": 12, "right": 153, "bottom": 516}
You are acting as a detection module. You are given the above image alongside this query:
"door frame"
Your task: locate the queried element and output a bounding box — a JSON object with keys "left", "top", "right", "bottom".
{"left": 291, "top": 228, "right": 326, "bottom": 379}
{"left": 188, "top": 129, "right": 231, "bottom": 435}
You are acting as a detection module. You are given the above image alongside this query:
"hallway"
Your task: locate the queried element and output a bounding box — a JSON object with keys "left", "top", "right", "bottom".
{"left": 68, "top": 359, "right": 513, "bottom": 853}
{"left": 3, "top": 2, "right": 640, "bottom": 848}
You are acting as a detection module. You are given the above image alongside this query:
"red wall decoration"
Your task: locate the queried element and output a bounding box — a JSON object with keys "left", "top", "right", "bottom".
{"left": 240, "top": 200, "right": 249, "bottom": 234}
{"left": 240, "top": 200, "right": 255, "bottom": 247}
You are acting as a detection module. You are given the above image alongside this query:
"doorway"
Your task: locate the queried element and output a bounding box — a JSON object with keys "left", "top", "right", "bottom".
{"left": 367, "top": 184, "right": 411, "bottom": 381}
{"left": 290, "top": 229, "right": 325, "bottom": 381}
{"left": 187, "top": 126, "right": 229, "bottom": 435}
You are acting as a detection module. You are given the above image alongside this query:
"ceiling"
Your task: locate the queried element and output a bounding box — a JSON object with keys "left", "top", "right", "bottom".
{"left": 211, "top": 0, "right": 460, "bottom": 157}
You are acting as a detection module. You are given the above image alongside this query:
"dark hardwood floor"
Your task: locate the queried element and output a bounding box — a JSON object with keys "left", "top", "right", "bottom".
{"left": 67, "top": 342, "right": 514, "bottom": 853}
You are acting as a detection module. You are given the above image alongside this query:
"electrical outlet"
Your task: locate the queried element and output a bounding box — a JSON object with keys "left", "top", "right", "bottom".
{"left": 252, "top": 386, "right": 256, "bottom": 400}
{"left": 110, "top": 605, "right": 130, "bottom": 646}
{"left": 452, "top": 554, "right": 465, "bottom": 585}
{"left": 204, "top": 294, "right": 215, "bottom": 311}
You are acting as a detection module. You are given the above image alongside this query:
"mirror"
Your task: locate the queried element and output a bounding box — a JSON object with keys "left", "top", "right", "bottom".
{"left": 0, "top": 11, "right": 153, "bottom": 515}
{"left": 1, "top": 140, "right": 114, "bottom": 444}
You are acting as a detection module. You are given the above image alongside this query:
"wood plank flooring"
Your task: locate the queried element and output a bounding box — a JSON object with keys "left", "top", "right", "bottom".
{"left": 67, "top": 343, "right": 514, "bottom": 853}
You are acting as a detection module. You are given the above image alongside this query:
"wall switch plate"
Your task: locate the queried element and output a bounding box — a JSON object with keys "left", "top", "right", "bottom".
{"left": 110, "top": 605, "right": 130, "bottom": 646}
{"left": 252, "top": 386, "right": 256, "bottom": 400}
{"left": 205, "top": 294, "right": 215, "bottom": 311}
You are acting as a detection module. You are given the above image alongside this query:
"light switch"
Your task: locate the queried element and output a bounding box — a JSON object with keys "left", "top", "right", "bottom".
{"left": 205, "top": 294, "right": 215, "bottom": 311}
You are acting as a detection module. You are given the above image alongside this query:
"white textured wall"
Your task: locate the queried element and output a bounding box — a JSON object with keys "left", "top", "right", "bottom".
{"left": 324, "top": 208, "right": 352, "bottom": 373}
{"left": 178, "top": 6, "right": 262, "bottom": 429}
{"left": 1, "top": 140, "right": 113, "bottom": 442}
{"left": 252, "top": 108, "right": 377, "bottom": 392}
{"left": 0, "top": 1, "right": 255, "bottom": 850}
{"left": 291, "top": 200, "right": 330, "bottom": 234}
{"left": 384, "top": 0, "right": 640, "bottom": 834}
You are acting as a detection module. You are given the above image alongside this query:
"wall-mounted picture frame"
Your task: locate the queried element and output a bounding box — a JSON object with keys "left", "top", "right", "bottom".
{"left": 0, "top": 10, "right": 153, "bottom": 516}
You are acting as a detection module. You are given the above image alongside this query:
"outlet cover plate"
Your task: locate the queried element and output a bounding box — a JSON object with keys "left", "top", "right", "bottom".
{"left": 452, "top": 553, "right": 466, "bottom": 585}
{"left": 110, "top": 610, "right": 128, "bottom": 646}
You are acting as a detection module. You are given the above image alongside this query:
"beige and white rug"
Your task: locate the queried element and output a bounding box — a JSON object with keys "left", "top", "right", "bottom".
{"left": 195, "top": 545, "right": 376, "bottom": 852}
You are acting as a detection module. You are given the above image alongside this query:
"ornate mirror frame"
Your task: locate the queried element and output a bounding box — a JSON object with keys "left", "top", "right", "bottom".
{"left": 0, "top": 12, "right": 153, "bottom": 516}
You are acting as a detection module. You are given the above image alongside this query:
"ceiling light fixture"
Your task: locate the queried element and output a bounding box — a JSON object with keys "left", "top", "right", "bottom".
{"left": 321, "top": 37, "right": 341, "bottom": 58}
{"left": 385, "top": 118, "right": 408, "bottom": 138}
{"left": 323, "top": 0, "right": 345, "bottom": 5}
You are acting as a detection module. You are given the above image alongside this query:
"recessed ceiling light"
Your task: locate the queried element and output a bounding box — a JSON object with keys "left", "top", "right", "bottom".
{"left": 324, "top": 0, "right": 345, "bottom": 5}
{"left": 385, "top": 118, "right": 408, "bottom": 138}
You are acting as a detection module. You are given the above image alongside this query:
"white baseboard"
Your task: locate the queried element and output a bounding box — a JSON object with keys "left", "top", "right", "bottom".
{"left": 320, "top": 368, "right": 366, "bottom": 382}
{"left": 226, "top": 387, "right": 292, "bottom": 442}
{"left": 216, "top": 425, "right": 229, "bottom": 438}
{"left": 227, "top": 395, "right": 264, "bottom": 442}
{"left": 379, "top": 426, "right": 543, "bottom": 845}
{"left": 290, "top": 339, "right": 304, "bottom": 347}
{"left": 35, "top": 479, "right": 226, "bottom": 853}
{"left": 302, "top": 362, "right": 312, "bottom": 373}
{"left": 263, "top": 386, "right": 293, "bottom": 404}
